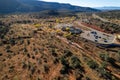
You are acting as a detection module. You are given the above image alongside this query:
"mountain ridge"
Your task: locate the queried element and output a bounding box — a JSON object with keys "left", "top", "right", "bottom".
{"left": 95, "top": 6, "right": 120, "bottom": 10}
{"left": 0, "top": 0, "right": 100, "bottom": 14}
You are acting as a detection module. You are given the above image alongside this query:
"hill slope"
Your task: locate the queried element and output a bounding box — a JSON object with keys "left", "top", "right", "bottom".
{"left": 0, "top": 12, "right": 120, "bottom": 80}
{"left": 0, "top": 0, "right": 100, "bottom": 13}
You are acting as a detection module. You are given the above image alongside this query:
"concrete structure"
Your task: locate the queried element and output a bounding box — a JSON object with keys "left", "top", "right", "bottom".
{"left": 55, "top": 23, "right": 73, "bottom": 29}
{"left": 55, "top": 23, "right": 82, "bottom": 34}
{"left": 81, "top": 30, "right": 116, "bottom": 44}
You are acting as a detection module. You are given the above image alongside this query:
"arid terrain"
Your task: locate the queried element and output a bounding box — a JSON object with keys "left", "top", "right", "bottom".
{"left": 0, "top": 11, "right": 120, "bottom": 80}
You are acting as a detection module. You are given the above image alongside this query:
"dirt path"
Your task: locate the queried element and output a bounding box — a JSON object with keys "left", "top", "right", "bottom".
{"left": 92, "top": 14, "right": 110, "bottom": 22}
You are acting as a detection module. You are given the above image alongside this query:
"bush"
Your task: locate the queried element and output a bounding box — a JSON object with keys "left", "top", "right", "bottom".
{"left": 63, "top": 32, "right": 71, "bottom": 38}
{"left": 101, "top": 61, "right": 107, "bottom": 68}
{"left": 36, "top": 77, "right": 41, "bottom": 80}
{"left": 87, "top": 60, "right": 98, "bottom": 69}
{"left": 22, "top": 62, "right": 27, "bottom": 69}
{"left": 51, "top": 49, "right": 58, "bottom": 57}
{"left": 30, "top": 66, "right": 36, "bottom": 74}
{"left": 53, "top": 58, "right": 59, "bottom": 64}
{"left": 23, "top": 47, "right": 28, "bottom": 52}
{"left": 64, "top": 50, "right": 73, "bottom": 57}
{"left": 9, "top": 66, "right": 15, "bottom": 73}
{"left": 60, "top": 56, "right": 68, "bottom": 66}
{"left": 69, "top": 56, "right": 81, "bottom": 69}
{"left": 19, "top": 39, "right": 24, "bottom": 45}
{"left": 43, "top": 64, "right": 49, "bottom": 73}
{"left": 53, "top": 76, "right": 69, "bottom": 80}
{"left": 0, "top": 53, "right": 3, "bottom": 56}
{"left": 27, "top": 53, "right": 30, "bottom": 58}
{"left": 99, "top": 54, "right": 109, "bottom": 61}
{"left": 75, "top": 70, "right": 84, "bottom": 80}
{"left": 98, "top": 67, "right": 112, "bottom": 79}
{"left": 60, "top": 65, "right": 68, "bottom": 74}
{"left": 27, "top": 40, "right": 30, "bottom": 45}
{"left": 85, "top": 77, "right": 91, "bottom": 80}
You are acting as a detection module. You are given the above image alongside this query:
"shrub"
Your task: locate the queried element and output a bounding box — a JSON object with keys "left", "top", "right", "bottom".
{"left": 69, "top": 56, "right": 81, "bottom": 69}
{"left": 101, "top": 61, "right": 107, "bottom": 68}
{"left": 53, "top": 76, "right": 69, "bottom": 80}
{"left": 6, "top": 49, "right": 13, "bottom": 53}
{"left": 53, "top": 58, "right": 59, "bottom": 64}
{"left": 23, "top": 47, "right": 28, "bottom": 52}
{"left": 0, "top": 53, "right": 3, "bottom": 56}
{"left": 27, "top": 53, "right": 30, "bottom": 58}
{"left": 9, "top": 38, "right": 16, "bottom": 45}
{"left": 36, "top": 77, "right": 41, "bottom": 80}
{"left": 32, "top": 55, "right": 35, "bottom": 59}
{"left": 6, "top": 45, "right": 10, "bottom": 50}
{"left": 34, "top": 24, "right": 41, "bottom": 28}
{"left": 98, "top": 67, "right": 112, "bottom": 79}
{"left": 99, "top": 53, "right": 109, "bottom": 61}
{"left": 63, "top": 32, "right": 71, "bottom": 38}
{"left": 43, "top": 64, "right": 49, "bottom": 73}
{"left": 75, "top": 70, "right": 84, "bottom": 80}
{"left": 51, "top": 49, "right": 58, "bottom": 57}
{"left": 27, "top": 39, "right": 30, "bottom": 45}
{"left": 85, "top": 77, "right": 91, "bottom": 80}
{"left": 76, "top": 75, "right": 83, "bottom": 80}
{"left": 9, "top": 66, "right": 15, "bottom": 73}
{"left": 30, "top": 66, "right": 36, "bottom": 74}
{"left": 19, "top": 39, "right": 24, "bottom": 45}
{"left": 60, "top": 56, "right": 68, "bottom": 66}
{"left": 37, "top": 58, "right": 42, "bottom": 65}
{"left": 64, "top": 50, "right": 73, "bottom": 57}
{"left": 22, "top": 62, "right": 27, "bottom": 69}
{"left": 87, "top": 60, "right": 98, "bottom": 69}
{"left": 60, "top": 65, "right": 68, "bottom": 74}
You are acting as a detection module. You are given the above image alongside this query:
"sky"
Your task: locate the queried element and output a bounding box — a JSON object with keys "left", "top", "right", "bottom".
{"left": 40, "top": 0, "right": 120, "bottom": 7}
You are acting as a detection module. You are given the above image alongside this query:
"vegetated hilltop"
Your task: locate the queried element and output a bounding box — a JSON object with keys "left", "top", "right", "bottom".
{"left": 96, "top": 10, "right": 120, "bottom": 20}
{"left": 77, "top": 11, "right": 120, "bottom": 34}
{"left": 0, "top": 0, "right": 100, "bottom": 14}
{"left": 0, "top": 13, "right": 120, "bottom": 80}
{"left": 96, "top": 10, "right": 120, "bottom": 33}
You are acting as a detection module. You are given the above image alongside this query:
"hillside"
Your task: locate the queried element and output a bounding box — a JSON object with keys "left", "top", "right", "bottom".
{"left": 0, "top": 0, "right": 20, "bottom": 13}
{"left": 96, "top": 10, "right": 120, "bottom": 25}
{"left": 0, "top": 0, "right": 100, "bottom": 14}
{"left": 0, "top": 12, "right": 120, "bottom": 80}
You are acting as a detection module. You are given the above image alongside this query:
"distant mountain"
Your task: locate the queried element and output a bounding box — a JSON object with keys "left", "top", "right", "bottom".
{"left": 0, "top": 0, "right": 20, "bottom": 13}
{"left": 0, "top": 0, "right": 100, "bottom": 14}
{"left": 95, "top": 6, "right": 120, "bottom": 11}
{"left": 0, "top": 0, "right": 34, "bottom": 13}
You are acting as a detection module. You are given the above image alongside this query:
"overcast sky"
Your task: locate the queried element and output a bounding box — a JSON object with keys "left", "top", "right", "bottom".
{"left": 40, "top": 0, "right": 120, "bottom": 7}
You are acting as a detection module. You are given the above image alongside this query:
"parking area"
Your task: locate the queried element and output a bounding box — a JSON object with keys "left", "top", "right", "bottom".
{"left": 55, "top": 23, "right": 118, "bottom": 45}
{"left": 80, "top": 30, "right": 115, "bottom": 44}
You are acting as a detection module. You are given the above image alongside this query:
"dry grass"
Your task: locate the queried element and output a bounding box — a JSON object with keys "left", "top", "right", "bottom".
{"left": 0, "top": 13, "right": 120, "bottom": 80}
